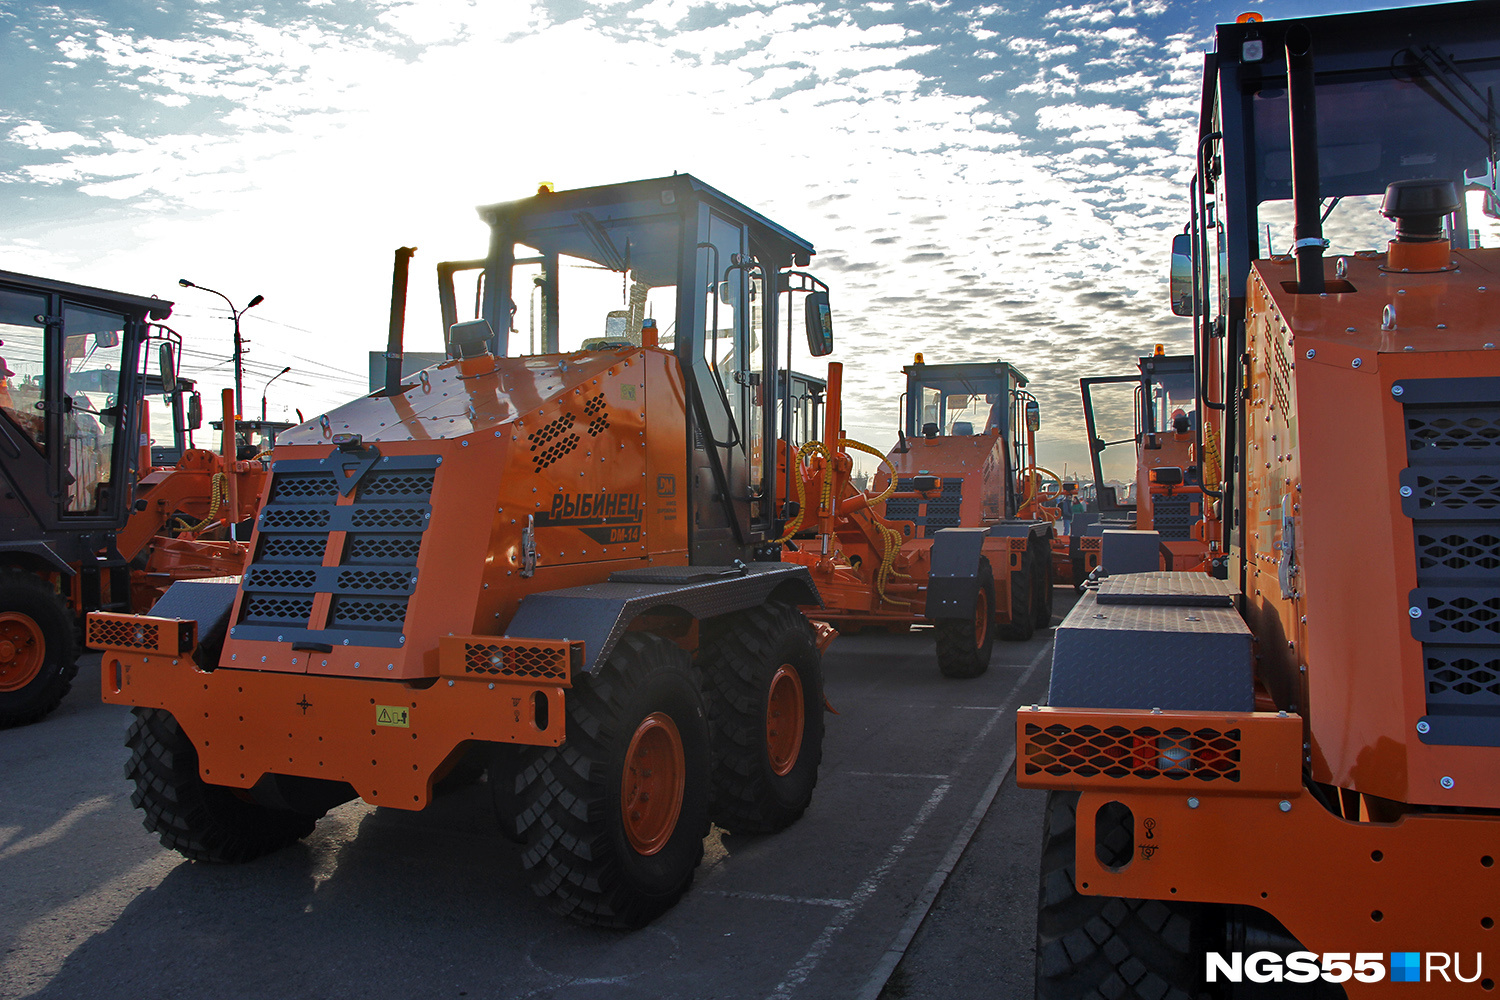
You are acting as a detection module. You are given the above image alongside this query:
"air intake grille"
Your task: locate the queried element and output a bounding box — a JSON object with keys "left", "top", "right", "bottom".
{"left": 530, "top": 414, "right": 579, "bottom": 470}
{"left": 1401, "top": 377, "right": 1500, "bottom": 746}
{"left": 233, "top": 453, "right": 439, "bottom": 650}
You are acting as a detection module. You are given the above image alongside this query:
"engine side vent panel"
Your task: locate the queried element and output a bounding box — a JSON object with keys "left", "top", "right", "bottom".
{"left": 1400, "top": 377, "right": 1500, "bottom": 747}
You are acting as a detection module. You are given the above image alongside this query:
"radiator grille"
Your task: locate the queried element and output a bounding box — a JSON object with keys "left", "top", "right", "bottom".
{"left": 1401, "top": 378, "right": 1500, "bottom": 745}
{"left": 884, "top": 477, "right": 964, "bottom": 537}
{"left": 1020, "top": 721, "right": 1241, "bottom": 783}
{"left": 1407, "top": 408, "right": 1500, "bottom": 456}
{"left": 1152, "top": 493, "right": 1198, "bottom": 541}
{"left": 1425, "top": 647, "right": 1500, "bottom": 707}
{"left": 233, "top": 454, "right": 438, "bottom": 650}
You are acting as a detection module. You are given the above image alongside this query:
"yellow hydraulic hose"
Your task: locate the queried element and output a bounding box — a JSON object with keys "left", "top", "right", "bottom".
{"left": 177, "top": 472, "right": 228, "bottom": 534}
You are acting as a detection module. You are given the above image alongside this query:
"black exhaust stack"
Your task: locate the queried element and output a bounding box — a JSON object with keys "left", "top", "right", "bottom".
{"left": 1285, "top": 27, "right": 1324, "bottom": 293}
{"left": 384, "top": 246, "right": 417, "bottom": 396}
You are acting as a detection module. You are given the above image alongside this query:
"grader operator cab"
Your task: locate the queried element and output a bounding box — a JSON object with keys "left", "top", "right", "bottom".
{"left": 1023, "top": 4, "right": 1500, "bottom": 995}
{"left": 1073, "top": 349, "right": 1222, "bottom": 584}
{"left": 90, "top": 175, "right": 840, "bottom": 927}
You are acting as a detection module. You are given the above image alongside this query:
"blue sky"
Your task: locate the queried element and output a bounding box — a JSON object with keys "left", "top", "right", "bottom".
{"left": 0, "top": 0, "right": 1423, "bottom": 475}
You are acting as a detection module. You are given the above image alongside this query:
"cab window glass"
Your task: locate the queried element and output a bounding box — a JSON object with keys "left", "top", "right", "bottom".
{"left": 62, "top": 304, "right": 127, "bottom": 513}
{"left": 0, "top": 289, "right": 47, "bottom": 451}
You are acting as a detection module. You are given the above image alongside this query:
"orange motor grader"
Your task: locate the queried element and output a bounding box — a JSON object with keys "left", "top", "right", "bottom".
{"left": 778, "top": 357, "right": 1055, "bottom": 678}
{"left": 89, "top": 175, "right": 842, "bottom": 927}
{"left": 1023, "top": 4, "right": 1500, "bottom": 995}
{"left": 1070, "top": 348, "right": 1227, "bottom": 586}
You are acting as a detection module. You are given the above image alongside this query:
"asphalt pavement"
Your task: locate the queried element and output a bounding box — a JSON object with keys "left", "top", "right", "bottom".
{"left": 0, "top": 592, "right": 1069, "bottom": 1000}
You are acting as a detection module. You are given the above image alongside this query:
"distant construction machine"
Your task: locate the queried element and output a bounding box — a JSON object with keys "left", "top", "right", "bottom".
{"left": 0, "top": 271, "right": 257, "bottom": 728}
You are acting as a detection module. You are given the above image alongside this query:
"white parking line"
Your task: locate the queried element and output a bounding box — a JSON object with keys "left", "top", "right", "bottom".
{"left": 700, "top": 890, "right": 851, "bottom": 908}
{"left": 768, "top": 641, "right": 1051, "bottom": 999}
{"left": 843, "top": 771, "right": 951, "bottom": 780}
{"left": 855, "top": 644, "right": 1050, "bottom": 1000}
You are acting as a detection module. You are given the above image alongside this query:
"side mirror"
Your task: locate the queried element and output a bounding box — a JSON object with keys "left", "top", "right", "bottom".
{"left": 1170, "top": 233, "right": 1194, "bottom": 317}
{"left": 804, "top": 290, "right": 833, "bottom": 357}
{"left": 187, "top": 391, "right": 203, "bottom": 431}
{"left": 158, "top": 342, "right": 177, "bottom": 393}
{"left": 95, "top": 329, "right": 121, "bottom": 348}
{"left": 1025, "top": 399, "right": 1040, "bottom": 432}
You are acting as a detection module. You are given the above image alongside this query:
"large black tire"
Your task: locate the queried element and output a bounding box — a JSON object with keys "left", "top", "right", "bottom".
{"left": 1036, "top": 791, "right": 1208, "bottom": 1000}
{"left": 0, "top": 570, "right": 79, "bottom": 729}
{"left": 125, "top": 707, "right": 319, "bottom": 862}
{"left": 997, "top": 550, "right": 1036, "bottom": 642}
{"left": 701, "top": 601, "right": 824, "bottom": 834}
{"left": 516, "top": 632, "right": 711, "bottom": 928}
{"left": 1033, "top": 536, "right": 1056, "bottom": 630}
{"left": 935, "top": 557, "right": 996, "bottom": 678}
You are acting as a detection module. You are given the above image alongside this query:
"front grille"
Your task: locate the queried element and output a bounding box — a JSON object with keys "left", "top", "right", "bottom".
{"left": 1425, "top": 647, "right": 1500, "bottom": 707}
{"left": 1401, "top": 377, "right": 1500, "bottom": 746}
{"left": 1020, "top": 721, "right": 1242, "bottom": 783}
{"left": 1407, "top": 408, "right": 1500, "bottom": 456}
{"left": 233, "top": 453, "right": 439, "bottom": 650}
{"left": 1152, "top": 493, "right": 1198, "bottom": 541}
{"left": 884, "top": 477, "right": 964, "bottom": 537}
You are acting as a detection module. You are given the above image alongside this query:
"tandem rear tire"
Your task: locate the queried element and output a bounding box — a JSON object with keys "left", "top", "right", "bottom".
{"left": 997, "top": 551, "right": 1036, "bottom": 642}
{"left": 516, "top": 632, "right": 711, "bottom": 928}
{"left": 125, "top": 707, "right": 319, "bottom": 863}
{"left": 701, "top": 601, "right": 824, "bottom": 834}
{"left": 1032, "top": 536, "right": 1056, "bottom": 630}
{"left": 935, "top": 557, "right": 996, "bottom": 678}
{"left": 0, "top": 571, "right": 78, "bottom": 729}
{"left": 1035, "top": 790, "right": 1209, "bottom": 1000}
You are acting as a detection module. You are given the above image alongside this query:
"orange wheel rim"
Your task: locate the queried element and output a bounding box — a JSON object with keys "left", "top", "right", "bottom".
{"left": 974, "top": 588, "right": 990, "bottom": 649}
{"left": 766, "top": 664, "right": 805, "bottom": 777}
{"left": 621, "top": 712, "right": 685, "bottom": 856}
{"left": 0, "top": 613, "right": 45, "bottom": 693}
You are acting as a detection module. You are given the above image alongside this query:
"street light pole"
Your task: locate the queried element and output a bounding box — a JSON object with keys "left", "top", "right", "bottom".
{"left": 262, "top": 366, "right": 292, "bottom": 423}
{"left": 178, "top": 279, "right": 263, "bottom": 416}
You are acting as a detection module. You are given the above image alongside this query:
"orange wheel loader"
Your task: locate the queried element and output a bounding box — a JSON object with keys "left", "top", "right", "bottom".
{"left": 0, "top": 271, "right": 256, "bottom": 728}
{"left": 1022, "top": 4, "right": 1500, "bottom": 996}
{"left": 90, "top": 175, "right": 842, "bottom": 927}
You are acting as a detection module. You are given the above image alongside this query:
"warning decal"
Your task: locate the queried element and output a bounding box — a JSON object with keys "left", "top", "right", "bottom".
{"left": 376, "top": 705, "right": 410, "bottom": 728}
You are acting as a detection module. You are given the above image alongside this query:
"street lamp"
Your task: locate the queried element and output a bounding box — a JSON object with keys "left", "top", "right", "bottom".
{"left": 178, "top": 278, "right": 263, "bottom": 417}
{"left": 262, "top": 365, "right": 292, "bottom": 423}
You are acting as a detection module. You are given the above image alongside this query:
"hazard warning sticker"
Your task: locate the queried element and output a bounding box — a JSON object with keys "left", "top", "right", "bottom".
{"left": 376, "top": 705, "right": 410, "bottom": 728}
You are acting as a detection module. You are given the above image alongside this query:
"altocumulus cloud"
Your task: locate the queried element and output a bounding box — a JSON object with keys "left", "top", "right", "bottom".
{"left": 0, "top": 0, "right": 1418, "bottom": 470}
